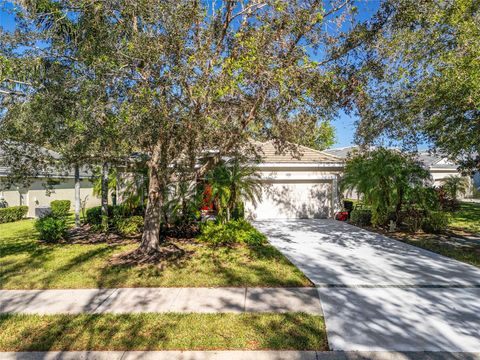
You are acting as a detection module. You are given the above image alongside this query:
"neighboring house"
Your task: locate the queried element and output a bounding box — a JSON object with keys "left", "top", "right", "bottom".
{"left": 324, "top": 146, "right": 474, "bottom": 198}
{"left": 0, "top": 148, "right": 101, "bottom": 218}
{"left": 244, "top": 141, "right": 343, "bottom": 220}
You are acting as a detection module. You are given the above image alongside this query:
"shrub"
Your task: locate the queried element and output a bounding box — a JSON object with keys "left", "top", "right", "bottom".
{"left": 198, "top": 219, "right": 266, "bottom": 246}
{"left": 350, "top": 209, "right": 372, "bottom": 226}
{"left": 86, "top": 206, "right": 114, "bottom": 226}
{"left": 0, "top": 206, "right": 28, "bottom": 223}
{"left": 35, "top": 216, "right": 68, "bottom": 243}
{"left": 422, "top": 211, "right": 449, "bottom": 234}
{"left": 115, "top": 216, "right": 144, "bottom": 236}
{"left": 401, "top": 209, "right": 426, "bottom": 233}
{"left": 50, "top": 200, "right": 71, "bottom": 218}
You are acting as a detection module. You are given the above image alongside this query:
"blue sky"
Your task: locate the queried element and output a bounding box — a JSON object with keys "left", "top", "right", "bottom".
{"left": 0, "top": 1, "right": 380, "bottom": 149}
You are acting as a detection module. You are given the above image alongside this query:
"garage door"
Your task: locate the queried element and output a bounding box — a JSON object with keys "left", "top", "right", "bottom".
{"left": 245, "top": 181, "right": 332, "bottom": 220}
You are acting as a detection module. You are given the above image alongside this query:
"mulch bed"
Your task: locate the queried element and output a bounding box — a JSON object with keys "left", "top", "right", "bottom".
{"left": 67, "top": 224, "right": 140, "bottom": 244}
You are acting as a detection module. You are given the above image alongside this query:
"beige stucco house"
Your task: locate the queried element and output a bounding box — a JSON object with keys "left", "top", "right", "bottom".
{"left": 0, "top": 167, "right": 101, "bottom": 218}
{"left": 244, "top": 141, "right": 343, "bottom": 220}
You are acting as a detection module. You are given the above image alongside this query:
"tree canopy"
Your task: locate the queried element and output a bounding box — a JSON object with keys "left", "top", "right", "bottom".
{"left": 1, "top": 0, "right": 366, "bottom": 255}
{"left": 351, "top": 0, "right": 480, "bottom": 173}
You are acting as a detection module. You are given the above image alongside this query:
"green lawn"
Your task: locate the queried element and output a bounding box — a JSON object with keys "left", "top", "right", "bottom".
{"left": 0, "top": 313, "right": 327, "bottom": 351}
{"left": 448, "top": 202, "right": 480, "bottom": 234}
{"left": 0, "top": 219, "right": 312, "bottom": 289}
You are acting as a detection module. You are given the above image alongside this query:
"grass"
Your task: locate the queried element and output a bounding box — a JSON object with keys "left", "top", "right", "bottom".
{"left": 448, "top": 202, "right": 480, "bottom": 234}
{"left": 0, "top": 313, "right": 327, "bottom": 351}
{"left": 0, "top": 219, "right": 312, "bottom": 289}
{"left": 390, "top": 233, "right": 480, "bottom": 268}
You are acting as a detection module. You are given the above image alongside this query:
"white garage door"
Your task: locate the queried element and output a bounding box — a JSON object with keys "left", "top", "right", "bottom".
{"left": 246, "top": 181, "right": 332, "bottom": 220}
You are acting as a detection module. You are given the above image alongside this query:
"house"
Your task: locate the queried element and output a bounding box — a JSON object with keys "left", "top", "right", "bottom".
{"left": 0, "top": 147, "right": 101, "bottom": 217}
{"left": 244, "top": 141, "right": 344, "bottom": 220}
{"left": 324, "top": 146, "right": 474, "bottom": 197}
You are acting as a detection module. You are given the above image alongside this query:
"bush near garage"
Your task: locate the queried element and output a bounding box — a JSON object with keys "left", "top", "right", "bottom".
{"left": 349, "top": 209, "right": 372, "bottom": 226}
{"left": 0, "top": 206, "right": 28, "bottom": 223}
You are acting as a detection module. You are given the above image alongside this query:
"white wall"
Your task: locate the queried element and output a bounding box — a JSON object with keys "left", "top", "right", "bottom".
{"left": 1, "top": 178, "right": 101, "bottom": 217}
{"left": 244, "top": 165, "right": 342, "bottom": 220}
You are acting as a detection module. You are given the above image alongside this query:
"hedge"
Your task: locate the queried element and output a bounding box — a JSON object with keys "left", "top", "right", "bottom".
{"left": 0, "top": 206, "right": 29, "bottom": 223}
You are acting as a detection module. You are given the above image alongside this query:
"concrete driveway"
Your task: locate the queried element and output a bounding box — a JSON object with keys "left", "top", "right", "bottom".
{"left": 255, "top": 220, "right": 480, "bottom": 352}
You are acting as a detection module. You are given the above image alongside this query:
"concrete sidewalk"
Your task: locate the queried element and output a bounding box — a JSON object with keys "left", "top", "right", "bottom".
{"left": 1, "top": 351, "right": 478, "bottom": 360}
{"left": 0, "top": 287, "right": 321, "bottom": 314}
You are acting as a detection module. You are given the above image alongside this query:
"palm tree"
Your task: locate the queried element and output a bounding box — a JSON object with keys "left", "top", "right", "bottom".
{"left": 441, "top": 175, "right": 469, "bottom": 200}
{"left": 341, "top": 148, "right": 431, "bottom": 225}
{"left": 207, "top": 158, "right": 262, "bottom": 223}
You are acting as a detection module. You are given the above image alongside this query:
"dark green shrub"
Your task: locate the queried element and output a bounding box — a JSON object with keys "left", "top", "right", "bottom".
{"left": 350, "top": 209, "right": 372, "bottom": 226}
{"left": 0, "top": 206, "right": 28, "bottom": 223}
{"left": 115, "top": 216, "right": 144, "bottom": 236}
{"left": 35, "top": 216, "right": 68, "bottom": 243}
{"left": 422, "top": 211, "right": 449, "bottom": 234}
{"left": 198, "top": 220, "right": 266, "bottom": 246}
{"left": 401, "top": 209, "right": 426, "bottom": 233}
{"left": 86, "top": 206, "right": 104, "bottom": 226}
{"left": 50, "top": 200, "right": 71, "bottom": 218}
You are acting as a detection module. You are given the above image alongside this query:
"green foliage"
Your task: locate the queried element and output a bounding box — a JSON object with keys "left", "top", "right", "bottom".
{"left": 115, "top": 216, "right": 144, "bottom": 236}
{"left": 207, "top": 159, "right": 261, "bottom": 224}
{"left": 401, "top": 209, "right": 425, "bottom": 233}
{"left": 0, "top": 206, "right": 29, "bottom": 223}
{"left": 163, "top": 181, "right": 202, "bottom": 227}
{"left": 349, "top": 209, "right": 372, "bottom": 226}
{"left": 341, "top": 148, "right": 431, "bottom": 227}
{"left": 297, "top": 121, "right": 336, "bottom": 151}
{"left": 198, "top": 220, "right": 266, "bottom": 247}
{"left": 422, "top": 211, "right": 449, "bottom": 234}
{"left": 35, "top": 216, "right": 68, "bottom": 243}
{"left": 355, "top": 0, "right": 480, "bottom": 173}
{"left": 85, "top": 206, "right": 108, "bottom": 227}
{"left": 441, "top": 176, "right": 469, "bottom": 201}
{"left": 50, "top": 200, "right": 71, "bottom": 218}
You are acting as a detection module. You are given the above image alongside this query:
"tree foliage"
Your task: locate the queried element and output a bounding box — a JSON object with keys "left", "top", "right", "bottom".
{"left": 1, "top": 0, "right": 371, "bottom": 255}
{"left": 351, "top": 0, "right": 480, "bottom": 173}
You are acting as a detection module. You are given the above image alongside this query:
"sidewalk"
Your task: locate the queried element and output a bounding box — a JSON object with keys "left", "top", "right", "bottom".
{"left": 0, "top": 287, "right": 321, "bottom": 314}
{"left": 1, "top": 351, "right": 478, "bottom": 360}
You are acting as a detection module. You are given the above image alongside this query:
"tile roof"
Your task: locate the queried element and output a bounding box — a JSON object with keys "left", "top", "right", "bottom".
{"left": 255, "top": 141, "right": 342, "bottom": 163}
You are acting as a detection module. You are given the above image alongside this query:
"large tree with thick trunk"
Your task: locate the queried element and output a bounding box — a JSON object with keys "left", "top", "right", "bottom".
{"left": 2, "top": 0, "right": 370, "bottom": 256}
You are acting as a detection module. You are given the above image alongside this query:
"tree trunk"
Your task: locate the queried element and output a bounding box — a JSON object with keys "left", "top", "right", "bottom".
{"left": 101, "top": 161, "right": 109, "bottom": 230}
{"left": 74, "top": 164, "right": 81, "bottom": 227}
{"left": 140, "top": 164, "right": 163, "bottom": 253}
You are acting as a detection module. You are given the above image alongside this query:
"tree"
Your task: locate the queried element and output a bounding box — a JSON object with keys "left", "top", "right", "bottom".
{"left": 351, "top": 0, "right": 480, "bottom": 173}
{"left": 341, "top": 148, "right": 431, "bottom": 225}
{"left": 2, "top": 0, "right": 372, "bottom": 258}
{"left": 0, "top": 1, "right": 131, "bottom": 227}
{"left": 207, "top": 158, "right": 262, "bottom": 223}
{"left": 441, "top": 176, "right": 469, "bottom": 201}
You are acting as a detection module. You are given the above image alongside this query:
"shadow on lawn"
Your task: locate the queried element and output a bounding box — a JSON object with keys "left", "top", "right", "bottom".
{"left": 0, "top": 313, "right": 328, "bottom": 352}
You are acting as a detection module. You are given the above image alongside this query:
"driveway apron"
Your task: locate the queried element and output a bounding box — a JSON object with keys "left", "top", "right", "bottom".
{"left": 255, "top": 220, "right": 480, "bottom": 352}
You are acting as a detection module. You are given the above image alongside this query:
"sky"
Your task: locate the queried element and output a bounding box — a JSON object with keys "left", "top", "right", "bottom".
{"left": 0, "top": 1, "right": 381, "bottom": 149}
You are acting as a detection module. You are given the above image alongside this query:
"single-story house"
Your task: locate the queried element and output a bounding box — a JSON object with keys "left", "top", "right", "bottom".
{"left": 1, "top": 141, "right": 345, "bottom": 220}
{"left": 244, "top": 141, "right": 343, "bottom": 220}
{"left": 0, "top": 165, "right": 101, "bottom": 218}
{"left": 324, "top": 146, "right": 475, "bottom": 198}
